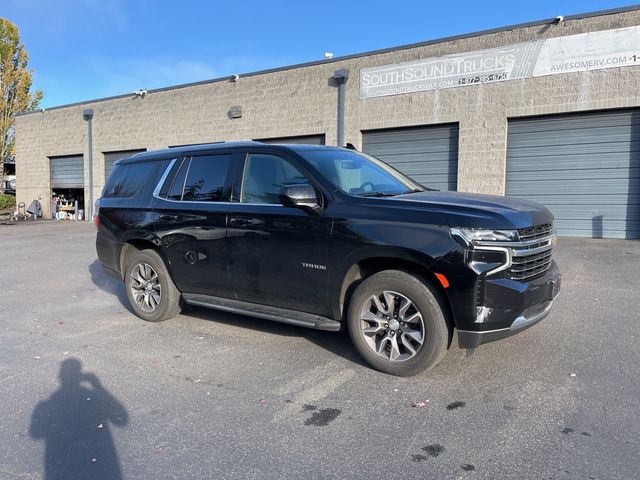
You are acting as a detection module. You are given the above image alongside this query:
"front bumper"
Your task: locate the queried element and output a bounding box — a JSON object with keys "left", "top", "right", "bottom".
{"left": 457, "top": 261, "right": 561, "bottom": 348}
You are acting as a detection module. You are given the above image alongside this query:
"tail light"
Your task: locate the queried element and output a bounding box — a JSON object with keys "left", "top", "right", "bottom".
{"left": 94, "top": 199, "right": 100, "bottom": 230}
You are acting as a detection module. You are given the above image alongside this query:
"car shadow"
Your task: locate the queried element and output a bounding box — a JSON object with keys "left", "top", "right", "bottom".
{"left": 184, "top": 305, "right": 368, "bottom": 369}
{"left": 29, "top": 358, "right": 129, "bottom": 480}
{"left": 89, "top": 259, "right": 366, "bottom": 368}
{"left": 89, "top": 260, "right": 131, "bottom": 312}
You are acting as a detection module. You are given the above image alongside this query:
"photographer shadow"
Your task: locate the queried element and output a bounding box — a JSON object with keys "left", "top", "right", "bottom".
{"left": 29, "top": 358, "right": 129, "bottom": 480}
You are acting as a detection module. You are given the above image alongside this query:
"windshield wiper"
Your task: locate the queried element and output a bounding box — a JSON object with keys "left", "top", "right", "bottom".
{"left": 407, "top": 187, "right": 439, "bottom": 192}
{"left": 359, "top": 191, "right": 400, "bottom": 197}
{"left": 402, "top": 188, "right": 424, "bottom": 194}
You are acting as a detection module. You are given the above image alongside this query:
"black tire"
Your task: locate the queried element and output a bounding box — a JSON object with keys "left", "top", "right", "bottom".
{"left": 347, "top": 270, "right": 449, "bottom": 376}
{"left": 124, "top": 249, "right": 182, "bottom": 322}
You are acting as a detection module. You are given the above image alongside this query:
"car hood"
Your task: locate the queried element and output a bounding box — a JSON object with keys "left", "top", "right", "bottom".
{"left": 387, "top": 191, "right": 554, "bottom": 229}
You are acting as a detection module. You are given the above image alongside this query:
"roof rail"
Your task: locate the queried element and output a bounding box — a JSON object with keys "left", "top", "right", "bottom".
{"left": 168, "top": 140, "right": 263, "bottom": 148}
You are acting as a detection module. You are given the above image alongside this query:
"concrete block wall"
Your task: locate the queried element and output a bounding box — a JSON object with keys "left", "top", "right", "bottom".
{"left": 15, "top": 8, "right": 640, "bottom": 218}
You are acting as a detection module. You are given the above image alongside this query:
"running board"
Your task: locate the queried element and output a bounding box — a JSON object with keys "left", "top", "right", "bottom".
{"left": 181, "top": 293, "right": 342, "bottom": 332}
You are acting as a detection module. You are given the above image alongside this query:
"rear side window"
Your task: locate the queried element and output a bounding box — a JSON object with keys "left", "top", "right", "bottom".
{"left": 164, "top": 154, "right": 232, "bottom": 202}
{"left": 103, "top": 161, "right": 160, "bottom": 198}
{"left": 166, "top": 159, "right": 188, "bottom": 201}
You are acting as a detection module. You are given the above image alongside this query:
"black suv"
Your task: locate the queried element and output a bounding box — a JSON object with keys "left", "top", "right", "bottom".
{"left": 96, "top": 142, "right": 561, "bottom": 376}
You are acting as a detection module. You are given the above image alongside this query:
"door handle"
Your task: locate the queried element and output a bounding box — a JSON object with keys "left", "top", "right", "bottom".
{"left": 229, "top": 217, "right": 253, "bottom": 226}
{"left": 160, "top": 213, "right": 178, "bottom": 221}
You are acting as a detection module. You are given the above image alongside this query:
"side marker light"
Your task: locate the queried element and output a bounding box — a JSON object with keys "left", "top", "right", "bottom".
{"left": 435, "top": 273, "right": 450, "bottom": 289}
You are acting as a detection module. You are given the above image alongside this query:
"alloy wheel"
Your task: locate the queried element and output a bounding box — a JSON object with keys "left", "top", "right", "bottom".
{"left": 359, "top": 290, "right": 425, "bottom": 362}
{"left": 130, "top": 263, "right": 162, "bottom": 312}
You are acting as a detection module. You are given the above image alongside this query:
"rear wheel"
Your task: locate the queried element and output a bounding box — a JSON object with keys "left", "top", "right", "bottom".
{"left": 124, "top": 249, "right": 181, "bottom": 322}
{"left": 347, "top": 270, "right": 449, "bottom": 376}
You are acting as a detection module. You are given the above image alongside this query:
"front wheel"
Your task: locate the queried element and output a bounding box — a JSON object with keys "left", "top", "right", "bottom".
{"left": 347, "top": 270, "right": 449, "bottom": 376}
{"left": 124, "top": 249, "right": 182, "bottom": 322}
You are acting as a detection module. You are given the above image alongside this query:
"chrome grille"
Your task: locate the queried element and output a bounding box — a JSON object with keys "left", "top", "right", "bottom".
{"left": 507, "top": 224, "right": 555, "bottom": 281}
{"left": 517, "top": 223, "right": 553, "bottom": 242}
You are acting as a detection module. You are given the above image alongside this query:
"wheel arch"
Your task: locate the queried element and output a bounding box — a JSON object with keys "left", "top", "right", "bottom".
{"left": 119, "top": 238, "right": 171, "bottom": 282}
{"left": 335, "top": 256, "right": 456, "bottom": 341}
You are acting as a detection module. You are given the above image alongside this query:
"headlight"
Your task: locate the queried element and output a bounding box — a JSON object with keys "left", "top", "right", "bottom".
{"left": 450, "top": 227, "right": 514, "bottom": 276}
{"left": 450, "top": 227, "right": 518, "bottom": 246}
{"left": 468, "top": 249, "right": 509, "bottom": 274}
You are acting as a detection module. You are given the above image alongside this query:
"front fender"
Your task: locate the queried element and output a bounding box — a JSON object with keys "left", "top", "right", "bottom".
{"left": 327, "top": 218, "right": 456, "bottom": 320}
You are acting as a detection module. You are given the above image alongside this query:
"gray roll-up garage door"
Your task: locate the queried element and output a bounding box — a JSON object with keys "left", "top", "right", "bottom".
{"left": 362, "top": 124, "right": 459, "bottom": 191}
{"left": 256, "top": 134, "right": 325, "bottom": 145}
{"left": 50, "top": 155, "right": 84, "bottom": 189}
{"left": 104, "top": 149, "right": 146, "bottom": 180}
{"left": 507, "top": 110, "right": 639, "bottom": 239}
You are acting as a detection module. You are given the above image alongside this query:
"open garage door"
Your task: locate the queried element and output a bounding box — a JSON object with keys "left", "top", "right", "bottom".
{"left": 50, "top": 155, "right": 85, "bottom": 219}
{"left": 507, "top": 110, "right": 640, "bottom": 239}
{"left": 50, "top": 155, "right": 83, "bottom": 189}
{"left": 362, "top": 124, "right": 459, "bottom": 191}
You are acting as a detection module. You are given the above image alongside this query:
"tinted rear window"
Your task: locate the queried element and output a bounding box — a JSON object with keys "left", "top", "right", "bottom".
{"left": 102, "top": 161, "right": 164, "bottom": 198}
{"left": 181, "top": 154, "right": 232, "bottom": 202}
{"left": 166, "top": 159, "right": 188, "bottom": 201}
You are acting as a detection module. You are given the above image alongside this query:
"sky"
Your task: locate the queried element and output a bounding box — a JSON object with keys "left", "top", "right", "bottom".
{"left": 3, "top": 0, "right": 637, "bottom": 108}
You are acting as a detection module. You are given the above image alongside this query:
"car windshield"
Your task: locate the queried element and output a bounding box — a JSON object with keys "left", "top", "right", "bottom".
{"left": 301, "top": 149, "right": 424, "bottom": 196}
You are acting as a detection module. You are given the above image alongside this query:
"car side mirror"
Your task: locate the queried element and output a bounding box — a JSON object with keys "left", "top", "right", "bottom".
{"left": 279, "top": 184, "right": 323, "bottom": 214}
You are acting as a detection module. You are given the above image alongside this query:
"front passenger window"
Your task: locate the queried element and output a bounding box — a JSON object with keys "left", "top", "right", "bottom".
{"left": 241, "top": 154, "right": 310, "bottom": 204}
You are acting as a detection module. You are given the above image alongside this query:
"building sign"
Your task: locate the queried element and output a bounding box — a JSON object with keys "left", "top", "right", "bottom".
{"left": 360, "top": 26, "right": 640, "bottom": 98}
{"left": 533, "top": 26, "right": 640, "bottom": 76}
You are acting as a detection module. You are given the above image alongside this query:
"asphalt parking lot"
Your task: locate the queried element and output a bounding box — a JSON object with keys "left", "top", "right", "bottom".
{"left": 0, "top": 221, "right": 639, "bottom": 479}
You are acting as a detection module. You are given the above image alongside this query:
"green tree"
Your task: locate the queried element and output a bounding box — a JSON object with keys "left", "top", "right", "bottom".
{"left": 1, "top": 17, "right": 43, "bottom": 187}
